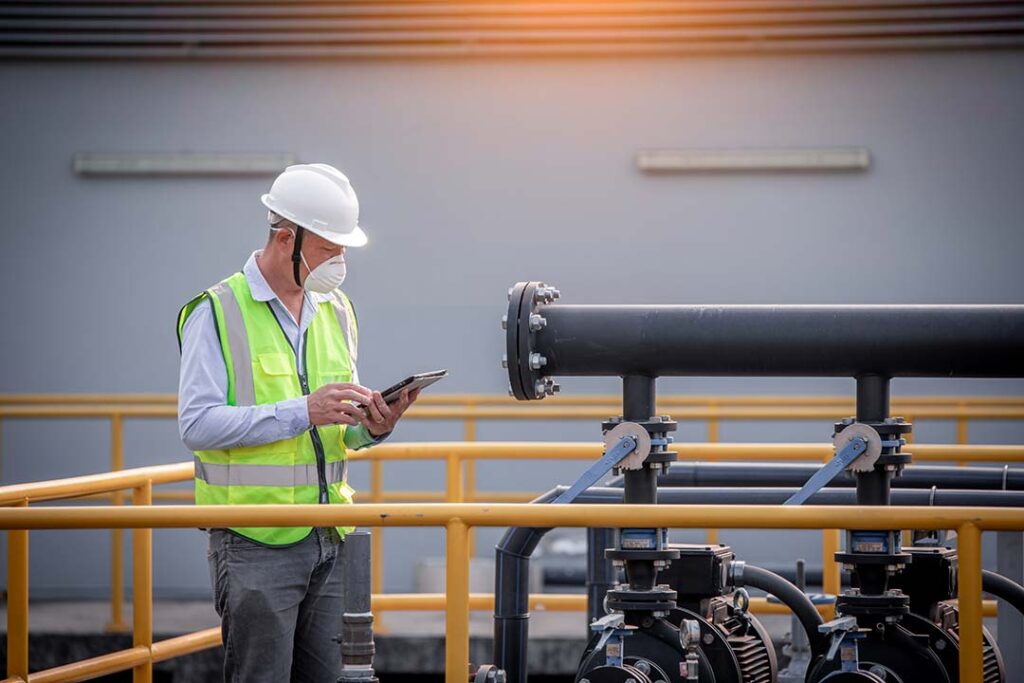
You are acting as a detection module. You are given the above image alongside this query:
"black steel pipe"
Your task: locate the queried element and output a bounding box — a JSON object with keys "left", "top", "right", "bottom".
{"left": 530, "top": 303, "right": 1024, "bottom": 378}
{"left": 622, "top": 375, "right": 658, "bottom": 506}
{"left": 613, "top": 463, "right": 1024, "bottom": 491}
{"left": 855, "top": 374, "right": 894, "bottom": 506}
{"left": 982, "top": 570, "right": 1024, "bottom": 619}
{"left": 737, "top": 564, "right": 827, "bottom": 658}
{"left": 493, "top": 488, "right": 559, "bottom": 683}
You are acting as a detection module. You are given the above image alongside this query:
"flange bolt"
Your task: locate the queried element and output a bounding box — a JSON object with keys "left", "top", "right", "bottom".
{"left": 533, "top": 286, "right": 560, "bottom": 304}
{"left": 501, "top": 314, "right": 508, "bottom": 330}
{"left": 528, "top": 314, "right": 547, "bottom": 332}
{"left": 501, "top": 354, "right": 508, "bottom": 369}
{"left": 528, "top": 353, "right": 547, "bottom": 370}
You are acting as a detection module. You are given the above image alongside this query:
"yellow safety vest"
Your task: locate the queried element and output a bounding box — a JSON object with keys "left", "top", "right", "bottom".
{"left": 177, "top": 271, "right": 359, "bottom": 545}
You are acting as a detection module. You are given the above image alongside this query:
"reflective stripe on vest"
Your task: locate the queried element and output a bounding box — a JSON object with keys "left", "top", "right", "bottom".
{"left": 208, "top": 280, "right": 256, "bottom": 406}
{"left": 194, "top": 455, "right": 348, "bottom": 488}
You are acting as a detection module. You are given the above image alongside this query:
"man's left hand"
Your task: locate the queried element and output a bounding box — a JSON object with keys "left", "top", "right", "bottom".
{"left": 362, "top": 387, "right": 421, "bottom": 437}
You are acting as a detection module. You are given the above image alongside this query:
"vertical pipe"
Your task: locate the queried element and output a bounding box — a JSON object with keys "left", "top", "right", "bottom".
{"left": 586, "top": 527, "right": 616, "bottom": 629}
{"left": 855, "top": 375, "right": 890, "bottom": 422}
{"left": 6, "top": 499, "right": 28, "bottom": 681}
{"left": 855, "top": 376, "right": 891, "bottom": 506}
{"left": 132, "top": 481, "right": 153, "bottom": 683}
{"left": 340, "top": 530, "right": 376, "bottom": 680}
{"left": 791, "top": 559, "right": 809, "bottom": 652}
{"left": 446, "top": 519, "right": 470, "bottom": 683}
{"left": 958, "top": 523, "right": 984, "bottom": 683}
{"left": 622, "top": 375, "right": 657, "bottom": 506}
{"left": 109, "top": 414, "right": 126, "bottom": 632}
{"left": 370, "top": 459, "right": 384, "bottom": 597}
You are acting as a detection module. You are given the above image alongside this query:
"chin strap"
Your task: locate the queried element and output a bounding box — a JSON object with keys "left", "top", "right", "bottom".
{"left": 291, "top": 226, "right": 305, "bottom": 287}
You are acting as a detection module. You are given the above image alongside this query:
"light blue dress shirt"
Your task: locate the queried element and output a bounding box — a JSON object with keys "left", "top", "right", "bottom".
{"left": 177, "top": 251, "right": 379, "bottom": 452}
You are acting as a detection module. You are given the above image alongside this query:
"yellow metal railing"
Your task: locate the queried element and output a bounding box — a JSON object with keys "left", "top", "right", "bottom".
{"left": 1, "top": 489, "right": 1020, "bottom": 683}
{"left": 1, "top": 394, "right": 1023, "bottom": 630}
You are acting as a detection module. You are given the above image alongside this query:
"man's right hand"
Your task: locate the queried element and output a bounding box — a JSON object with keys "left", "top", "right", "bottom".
{"left": 307, "top": 383, "right": 374, "bottom": 427}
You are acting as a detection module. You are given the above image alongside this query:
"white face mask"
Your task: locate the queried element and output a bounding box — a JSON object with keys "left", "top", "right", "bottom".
{"left": 301, "top": 251, "right": 347, "bottom": 293}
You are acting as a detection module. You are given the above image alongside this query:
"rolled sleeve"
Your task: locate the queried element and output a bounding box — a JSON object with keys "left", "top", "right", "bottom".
{"left": 344, "top": 424, "right": 389, "bottom": 451}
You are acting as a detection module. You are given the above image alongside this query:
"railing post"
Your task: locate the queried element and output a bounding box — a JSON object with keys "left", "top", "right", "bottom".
{"left": 447, "top": 453, "right": 463, "bottom": 504}
{"left": 464, "top": 416, "right": 477, "bottom": 559}
{"left": 7, "top": 499, "right": 29, "bottom": 681}
{"left": 370, "top": 459, "right": 384, "bottom": 597}
{"left": 445, "top": 519, "right": 470, "bottom": 683}
{"left": 958, "top": 523, "right": 983, "bottom": 683}
{"left": 108, "top": 413, "right": 127, "bottom": 632}
{"left": 956, "top": 402, "right": 970, "bottom": 467}
{"left": 132, "top": 480, "right": 153, "bottom": 683}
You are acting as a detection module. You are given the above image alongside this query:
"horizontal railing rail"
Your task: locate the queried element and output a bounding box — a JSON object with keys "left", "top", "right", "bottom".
{"left": 2, "top": 502, "right": 1019, "bottom": 683}
{"left": 0, "top": 393, "right": 1020, "bottom": 650}
{"left": 4, "top": 441, "right": 1024, "bottom": 626}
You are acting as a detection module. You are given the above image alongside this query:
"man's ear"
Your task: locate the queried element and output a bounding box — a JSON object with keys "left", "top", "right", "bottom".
{"left": 269, "top": 226, "right": 293, "bottom": 248}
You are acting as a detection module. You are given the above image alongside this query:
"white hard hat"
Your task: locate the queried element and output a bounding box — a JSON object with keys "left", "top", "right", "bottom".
{"left": 261, "top": 163, "right": 368, "bottom": 247}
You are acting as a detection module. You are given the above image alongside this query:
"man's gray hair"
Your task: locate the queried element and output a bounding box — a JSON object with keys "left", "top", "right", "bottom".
{"left": 267, "top": 211, "right": 286, "bottom": 226}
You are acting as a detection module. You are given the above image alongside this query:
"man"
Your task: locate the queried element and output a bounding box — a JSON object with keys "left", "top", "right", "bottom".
{"left": 177, "top": 163, "right": 418, "bottom": 682}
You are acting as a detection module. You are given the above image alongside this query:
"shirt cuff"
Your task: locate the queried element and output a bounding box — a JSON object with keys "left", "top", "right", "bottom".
{"left": 276, "top": 396, "right": 311, "bottom": 437}
{"left": 344, "top": 423, "right": 390, "bottom": 450}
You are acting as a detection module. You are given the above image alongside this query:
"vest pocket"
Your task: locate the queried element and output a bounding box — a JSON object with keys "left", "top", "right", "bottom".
{"left": 253, "top": 352, "right": 301, "bottom": 402}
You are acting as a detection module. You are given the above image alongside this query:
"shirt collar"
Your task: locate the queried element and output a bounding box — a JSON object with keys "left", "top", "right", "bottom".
{"left": 243, "top": 251, "right": 331, "bottom": 304}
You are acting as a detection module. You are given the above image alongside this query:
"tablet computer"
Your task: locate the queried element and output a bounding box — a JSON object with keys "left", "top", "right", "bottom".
{"left": 379, "top": 369, "right": 448, "bottom": 404}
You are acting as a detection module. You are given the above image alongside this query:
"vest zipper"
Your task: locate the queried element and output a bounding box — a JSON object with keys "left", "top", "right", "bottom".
{"left": 300, "top": 329, "right": 330, "bottom": 505}
{"left": 265, "top": 302, "right": 329, "bottom": 506}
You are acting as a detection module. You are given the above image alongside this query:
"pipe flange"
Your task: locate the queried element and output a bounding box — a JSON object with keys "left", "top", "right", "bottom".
{"left": 833, "top": 423, "right": 882, "bottom": 473}
{"left": 504, "top": 281, "right": 557, "bottom": 401}
{"left": 603, "top": 422, "right": 652, "bottom": 470}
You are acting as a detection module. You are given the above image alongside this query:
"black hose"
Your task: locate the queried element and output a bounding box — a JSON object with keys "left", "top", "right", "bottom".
{"left": 736, "top": 564, "right": 827, "bottom": 658}
{"left": 982, "top": 570, "right": 1024, "bottom": 617}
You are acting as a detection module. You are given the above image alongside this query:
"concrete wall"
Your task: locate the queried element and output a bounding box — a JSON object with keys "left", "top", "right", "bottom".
{"left": 1, "top": 49, "right": 1022, "bottom": 597}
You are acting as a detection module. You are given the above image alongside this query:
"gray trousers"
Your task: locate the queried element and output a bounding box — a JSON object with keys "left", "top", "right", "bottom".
{"left": 208, "top": 528, "right": 345, "bottom": 683}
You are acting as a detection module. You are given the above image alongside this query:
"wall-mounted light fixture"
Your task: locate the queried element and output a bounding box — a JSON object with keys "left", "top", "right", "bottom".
{"left": 73, "top": 153, "right": 296, "bottom": 176}
{"left": 636, "top": 147, "right": 870, "bottom": 173}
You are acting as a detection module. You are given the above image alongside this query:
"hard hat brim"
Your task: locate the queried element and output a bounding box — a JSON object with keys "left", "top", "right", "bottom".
{"left": 261, "top": 193, "right": 368, "bottom": 247}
